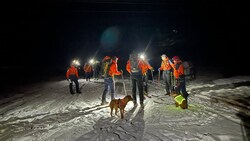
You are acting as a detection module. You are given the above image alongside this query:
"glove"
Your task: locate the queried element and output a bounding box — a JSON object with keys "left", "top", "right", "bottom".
{"left": 158, "top": 68, "right": 161, "bottom": 72}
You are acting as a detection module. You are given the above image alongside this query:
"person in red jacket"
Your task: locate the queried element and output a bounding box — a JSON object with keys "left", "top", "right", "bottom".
{"left": 169, "top": 56, "right": 189, "bottom": 108}
{"left": 66, "top": 63, "right": 81, "bottom": 94}
{"left": 83, "top": 62, "right": 93, "bottom": 81}
{"left": 101, "top": 56, "right": 122, "bottom": 105}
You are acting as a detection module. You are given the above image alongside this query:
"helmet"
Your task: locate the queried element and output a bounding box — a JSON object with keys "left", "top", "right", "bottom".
{"left": 172, "top": 56, "right": 180, "bottom": 61}
{"left": 161, "top": 54, "right": 167, "bottom": 58}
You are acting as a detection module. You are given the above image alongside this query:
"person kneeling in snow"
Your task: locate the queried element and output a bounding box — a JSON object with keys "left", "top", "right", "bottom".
{"left": 169, "top": 56, "right": 189, "bottom": 108}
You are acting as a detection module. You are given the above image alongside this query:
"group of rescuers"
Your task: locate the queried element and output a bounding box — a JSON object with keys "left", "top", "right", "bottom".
{"left": 66, "top": 50, "right": 189, "bottom": 109}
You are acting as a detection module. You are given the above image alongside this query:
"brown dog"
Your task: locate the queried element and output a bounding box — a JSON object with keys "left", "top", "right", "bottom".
{"left": 109, "top": 95, "right": 133, "bottom": 119}
{"left": 170, "top": 92, "right": 188, "bottom": 109}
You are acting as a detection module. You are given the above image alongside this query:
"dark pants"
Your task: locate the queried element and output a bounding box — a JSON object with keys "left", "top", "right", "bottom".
{"left": 176, "top": 78, "right": 189, "bottom": 105}
{"left": 93, "top": 70, "right": 99, "bottom": 79}
{"left": 163, "top": 70, "right": 172, "bottom": 93}
{"left": 85, "top": 72, "right": 91, "bottom": 81}
{"left": 69, "top": 75, "right": 80, "bottom": 94}
{"left": 102, "top": 77, "right": 115, "bottom": 102}
{"left": 131, "top": 72, "right": 143, "bottom": 104}
{"left": 142, "top": 74, "right": 148, "bottom": 93}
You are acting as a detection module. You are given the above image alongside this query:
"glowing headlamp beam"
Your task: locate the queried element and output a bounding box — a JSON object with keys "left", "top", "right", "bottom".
{"left": 89, "top": 59, "right": 94, "bottom": 64}
{"left": 72, "top": 60, "right": 80, "bottom": 66}
{"left": 139, "top": 54, "right": 145, "bottom": 60}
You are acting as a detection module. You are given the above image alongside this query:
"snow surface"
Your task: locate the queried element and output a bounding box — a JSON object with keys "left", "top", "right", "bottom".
{"left": 0, "top": 72, "right": 250, "bottom": 141}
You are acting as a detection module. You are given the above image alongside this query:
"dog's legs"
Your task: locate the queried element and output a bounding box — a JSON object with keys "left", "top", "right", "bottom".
{"left": 120, "top": 108, "right": 124, "bottom": 119}
{"left": 110, "top": 107, "right": 113, "bottom": 116}
{"left": 115, "top": 107, "right": 118, "bottom": 116}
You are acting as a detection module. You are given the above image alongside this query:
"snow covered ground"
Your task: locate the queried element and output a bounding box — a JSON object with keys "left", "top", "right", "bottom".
{"left": 0, "top": 70, "right": 250, "bottom": 141}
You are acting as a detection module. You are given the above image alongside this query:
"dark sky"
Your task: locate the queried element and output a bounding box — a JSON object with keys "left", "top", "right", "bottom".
{"left": 0, "top": 0, "right": 245, "bottom": 72}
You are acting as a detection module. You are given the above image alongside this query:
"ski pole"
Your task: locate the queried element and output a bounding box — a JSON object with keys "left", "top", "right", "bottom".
{"left": 121, "top": 70, "right": 127, "bottom": 95}
{"left": 158, "top": 70, "right": 160, "bottom": 84}
{"left": 150, "top": 69, "right": 154, "bottom": 82}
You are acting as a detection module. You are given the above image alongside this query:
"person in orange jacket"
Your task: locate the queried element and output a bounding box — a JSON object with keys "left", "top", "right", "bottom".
{"left": 169, "top": 56, "right": 189, "bottom": 108}
{"left": 83, "top": 62, "right": 93, "bottom": 81}
{"left": 101, "top": 56, "right": 122, "bottom": 105}
{"left": 140, "top": 58, "right": 154, "bottom": 98}
{"left": 126, "top": 52, "right": 152, "bottom": 108}
{"left": 66, "top": 63, "right": 81, "bottom": 94}
{"left": 158, "top": 54, "right": 173, "bottom": 95}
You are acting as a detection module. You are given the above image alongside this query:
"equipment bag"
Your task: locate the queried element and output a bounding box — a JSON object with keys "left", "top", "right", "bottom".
{"left": 101, "top": 56, "right": 112, "bottom": 78}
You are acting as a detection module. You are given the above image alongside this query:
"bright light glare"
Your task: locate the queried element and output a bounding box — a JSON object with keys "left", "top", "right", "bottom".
{"left": 75, "top": 60, "right": 80, "bottom": 65}
{"left": 89, "top": 59, "right": 94, "bottom": 64}
{"left": 139, "top": 54, "right": 145, "bottom": 60}
{"left": 72, "top": 60, "right": 80, "bottom": 66}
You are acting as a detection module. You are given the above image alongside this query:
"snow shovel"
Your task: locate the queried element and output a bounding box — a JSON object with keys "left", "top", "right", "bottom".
{"left": 121, "top": 70, "right": 127, "bottom": 95}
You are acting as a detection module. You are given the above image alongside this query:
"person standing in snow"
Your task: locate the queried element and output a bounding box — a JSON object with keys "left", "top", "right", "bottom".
{"left": 83, "top": 62, "right": 93, "bottom": 81}
{"left": 169, "top": 56, "right": 189, "bottom": 108}
{"left": 66, "top": 63, "right": 81, "bottom": 94}
{"left": 101, "top": 56, "right": 122, "bottom": 105}
{"left": 158, "top": 54, "right": 173, "bottom": 95}
{"left": 93, "top": 61, "right": 100, "bottom": 80}
{"left": 126, "top": 51, "right": 150, "bottom": 108}
{"left": 140, "top": 58, "right": 154, "bottom": 98}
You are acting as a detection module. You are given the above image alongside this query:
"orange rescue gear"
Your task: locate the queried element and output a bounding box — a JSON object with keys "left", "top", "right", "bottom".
{"left": 160, "top": 57, "right": 172, "bottom": 71}
{"left": 170, "top": 59, "right": 184, "bottom": 79}
{"left": 108, "top": 60, "right": 122, "bottom": 77}
{"left": 66, "top": 65, "right": 79, "bottom": 79}
{"left": 126, "top": 60, "right": 152, "bottom": 75}
{"left": 83, "top": 64, "right": 93, "bottom": 73}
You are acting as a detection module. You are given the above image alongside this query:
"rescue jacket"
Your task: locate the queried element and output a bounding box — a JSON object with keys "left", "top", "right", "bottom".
{"left": 126, "top": 60, "right": 152, "bottom": 75}
{"left": 83, "top": 64, "right": 93, "bottom": 73}
{"left": 66, "top": 66, "right": 79, "bottom": 79}
{"left": 108, "top": 60, "right": 121, "bottom": 77}
{"left": 160, "top": 57, "right": 172, "bottom": 71}
{"left": 170, "top": 60, "right": 185, "bottom": 79}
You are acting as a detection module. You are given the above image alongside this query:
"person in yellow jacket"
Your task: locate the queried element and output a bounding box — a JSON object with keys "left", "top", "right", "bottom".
{"left": 66, "top": 63, "right": 81, "bottom": 94}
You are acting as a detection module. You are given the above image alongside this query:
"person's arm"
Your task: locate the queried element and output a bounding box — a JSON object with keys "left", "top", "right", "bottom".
{"left": 126, "top": 60, "right": 131, "bottom": 74}
{"left": 168, "top": 59, "right": 175, "bottom": 69}
{"left": 147, "top": 63, "right": 153, "bottom": 70}
{"left": 111, "top": 64, "right": 121, "bottom": 75}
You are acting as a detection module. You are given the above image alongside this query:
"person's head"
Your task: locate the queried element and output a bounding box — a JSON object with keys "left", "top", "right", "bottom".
{"left": 112, "top": 56, "right": 118, "bottom": 63}
{"left": 161, "top": 54, "right": 167, "bottom": 60}
{"left": 172, "top": 56, "right": 180, "bottom": 62}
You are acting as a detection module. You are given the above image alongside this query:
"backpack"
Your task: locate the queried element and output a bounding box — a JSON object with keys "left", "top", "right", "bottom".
{"left": 129, "top": 53, "right": 140, "bottom": 72}
{"left": 101, "top": 56, "right": 112, "bottom": 78}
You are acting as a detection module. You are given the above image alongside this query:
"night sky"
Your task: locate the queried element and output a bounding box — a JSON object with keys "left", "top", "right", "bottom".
{"left": 0, "top": 0, "right": 246, "bottom": 88}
